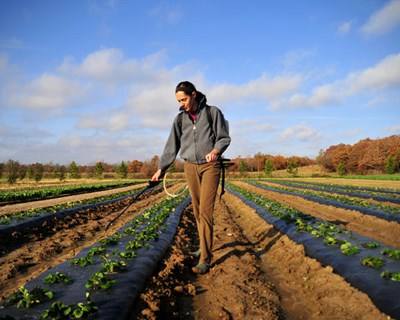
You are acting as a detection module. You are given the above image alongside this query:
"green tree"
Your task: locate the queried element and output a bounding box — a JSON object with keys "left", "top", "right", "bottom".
{"left": 32, "top": 163, "right": 44, "bottom": 182}
{"left": 69, "top": 161, "right": 80, "bottom": 179}
{"left": 27, "top": 165, "right": 34, "bottom": 180}
{"left": 18, "top": 165, "right": 27, "bottom": 180}
{"left": 116, "top": 161, "right": 128, "bottom": 179}
{"left": 286, "top": 160, "right": 298, "bottom": 177}
{"left": 239, "top": 160, "right": 248, "bottom": 177}
{"left": 95, "top": 162, "right": 104, "bottom": 179}
{"left": 0, "top": 163, "right": 4, "bottom": 179}
{"left": 337, "top": 161, "right": 346, "bottom": 176}
{"left": 264, "top": 159, "right": 274, "bottom": 177}
{"left": 55, "top": 165, "right": 66, "bottom": 181}
{"left": 6, "top": 160, "right": 20, "bottom": 184}
{"left": 385, "top": 155, "right": 398, "bottom": 174}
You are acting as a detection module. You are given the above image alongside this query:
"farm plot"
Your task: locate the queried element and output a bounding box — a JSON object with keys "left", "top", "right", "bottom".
{"left": 0, "top": 183, "right": 166, "bottom": 254}
{"left": 0, "top": 183, "right": 184, "bottom": 302}
{"left": 0, "top": 178, "right": 398, "bottom": 319}
{"left": 228, "top": 181, "right": 400, "bottom": 319}
{"left": 253, "top": 180, "right": 400, "bottom": 223}
{"left": 0, "top": 189, "right": 190, "bottom": 319}
{"left": 130, "top": 189, "right": 390, "bottom": 320}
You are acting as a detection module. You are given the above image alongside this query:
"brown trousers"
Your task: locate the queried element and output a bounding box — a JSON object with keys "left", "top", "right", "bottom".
{"left": 184, "top": 161, "right": 220, "bottom": 264}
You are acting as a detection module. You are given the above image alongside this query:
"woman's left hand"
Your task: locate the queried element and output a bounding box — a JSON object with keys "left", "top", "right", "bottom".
{"left": 205, "top": 149, "right": 219, "bottom": 162}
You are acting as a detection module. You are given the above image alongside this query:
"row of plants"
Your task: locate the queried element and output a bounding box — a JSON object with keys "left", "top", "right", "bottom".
{"left": 0, "top": 180, "right": 144, "bottom": 203}
{"left": 228, "top": 183, "right": 400, "bottom": 282}
{"left": 252, "top": 180, "right": 400, "bottom": 216}
{"left": 1, "top": 190, "right": 188, "bottom": 319}
{"left": 0, "top": 183, "right": 153, "bottom": 225}
{"left": 263, "top": 179, "right": 400, "bottom": 202}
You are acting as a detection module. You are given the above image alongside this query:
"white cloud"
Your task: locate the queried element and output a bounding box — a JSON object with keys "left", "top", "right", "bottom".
{"left": 7, "top": 73, "right": 86, "bottom": 110}
{"left": 345, "top": 53, "right": 400, "bottom": 93}
{"left": 386, "top": 125, "right": 400, "bottom": 134}
{"left": 280, "top": 124, "right": 321, "bottom": 142}
{"left": 361, "top": 0, "right": 400, "bottom": 35}
{"left": 59, "top": 48, "right": 168, "bottom": 86}
{"left": 274, "top": 53, "right": 400, "bottom": 109}
{"left": 337, "top": 21, "right": 352, "bottom": 34}
{"left": 207, "top": 73, "right": 302, "bottom": 106}
{"left": 77, "top": 109, "right": 132, "bottom": 132}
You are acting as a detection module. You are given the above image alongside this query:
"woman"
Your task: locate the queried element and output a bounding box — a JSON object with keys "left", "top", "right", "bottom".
{"left": 151, "top": 81, "right": 231, "bottom": 274}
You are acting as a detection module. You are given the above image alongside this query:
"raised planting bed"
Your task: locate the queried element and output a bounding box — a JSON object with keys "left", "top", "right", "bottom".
{"left": 0, "top": 181, "right": 145, "bottom": 205}
{"left": 0, "top": 191, "right": 191, "bottom": 320}
{"left": 0, "top": 184, "right": 165, "bottom": 241}
{"left": 250, "top": 181, "right": 400, "bottom": 223}
{"left": 227, "top": 183, "right": 400, "bottom": 319}
{"left": 262, "top": 179, "right": 400, "bottom": 204}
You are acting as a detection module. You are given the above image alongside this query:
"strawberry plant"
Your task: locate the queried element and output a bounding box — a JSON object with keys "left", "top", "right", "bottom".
{"left": 362, "top": 242, "right": 380, "bottom": 249}
{"left": 71, "top": 256, "right": 94, "bottom": 267}
{"left": 6, "top": 286, "right": 54, "bottom": 309}
{"left": 381, "top": 271, "right": 400, "bottom": 282}
{"left": 85, "top": 272, "right": 116, "bottom": 291}
{"left": 340, "top": 241, "right": 360, "bottom": 256}
{"left": 381, "top": 248, "right": 400, "bottom": 260}
{"left": 44, "top": 272, "right": 73, "bottom": 285}
{"left": 40, "top": 300, "right": 98, "bottom": 319}
{"left": 101, "top": 256, "right": 127, "bottom": 273}
{"left": 361, "top": 256, "right": 385, "bottom": 269}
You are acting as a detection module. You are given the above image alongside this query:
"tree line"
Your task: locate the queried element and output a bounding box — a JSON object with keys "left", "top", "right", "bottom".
{"left": 317, "top": 135, "right": 400, "bottom": 175}
{"left": 0, "top": 153, "right": 315, "bottom": 184}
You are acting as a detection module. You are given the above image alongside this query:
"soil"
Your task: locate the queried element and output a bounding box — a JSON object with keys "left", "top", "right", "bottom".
{"left": 130, "top": 190, "right": 389, "bottom": 319}
{"left": 0, "top": 183, "right": 184, "bottom": 302}
{"left": 232, "top": 181, "right": 400, "bottom": 249}
{"left": 0, "top": 183, "right": 147, "bottom": 216}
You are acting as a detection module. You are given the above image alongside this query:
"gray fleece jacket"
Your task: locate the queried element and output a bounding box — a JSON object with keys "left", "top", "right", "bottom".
{"left": 159, "top": 100, "right": 231, "bottom": 173}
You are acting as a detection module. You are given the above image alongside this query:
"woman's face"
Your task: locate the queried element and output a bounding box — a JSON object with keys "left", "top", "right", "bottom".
{"left": 176, "top": 91, "right": 197, "bottom": 112}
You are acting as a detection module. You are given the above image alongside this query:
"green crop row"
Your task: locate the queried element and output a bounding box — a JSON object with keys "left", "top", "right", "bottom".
{"left": 263, "top": 179, "right": 400, "bottom": 200}
{"left": 0, "top": 184, "right": 159, "bottom": 225}
{"left": 228, "top": 183, "right": 400, "bottom": 281}
{"left": 0, "top": 180, "right": 144, "bottom": 203}
{"left": 2, "top": 190, "right": 188, "bottom": 319}
{"left": 253, "top": 181, "right": 399, "bottom": 215}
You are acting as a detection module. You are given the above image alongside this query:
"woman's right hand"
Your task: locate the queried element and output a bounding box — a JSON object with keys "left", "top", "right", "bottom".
{"left": 151, "top": 169, "right": 162, "bottom": 181}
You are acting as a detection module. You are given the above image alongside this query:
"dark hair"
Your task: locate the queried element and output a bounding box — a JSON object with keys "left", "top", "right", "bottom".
{"left": 175, "top": 81, "right": 207, "bottom": 104}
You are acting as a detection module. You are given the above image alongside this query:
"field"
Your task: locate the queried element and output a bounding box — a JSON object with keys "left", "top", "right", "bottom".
{"left": 0, "top": 177, "right": 399, "bottom": 319}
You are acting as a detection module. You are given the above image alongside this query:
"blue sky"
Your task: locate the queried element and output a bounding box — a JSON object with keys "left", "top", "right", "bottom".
{"left": 0, "top": 0, "right": 399, "bottom": 165}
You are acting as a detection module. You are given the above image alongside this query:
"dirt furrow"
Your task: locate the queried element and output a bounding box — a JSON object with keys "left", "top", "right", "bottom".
{"left": 232, "top": 181, "right": 400, "bottom": 248}
{"left": 131, "top": 199, "right": 284, "bottom": 319}
{"left": 0, "top": 184, "right": 183, "bottom": 301}
{"left": 222, "top": 191, "right": 389, "bottom": 319}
